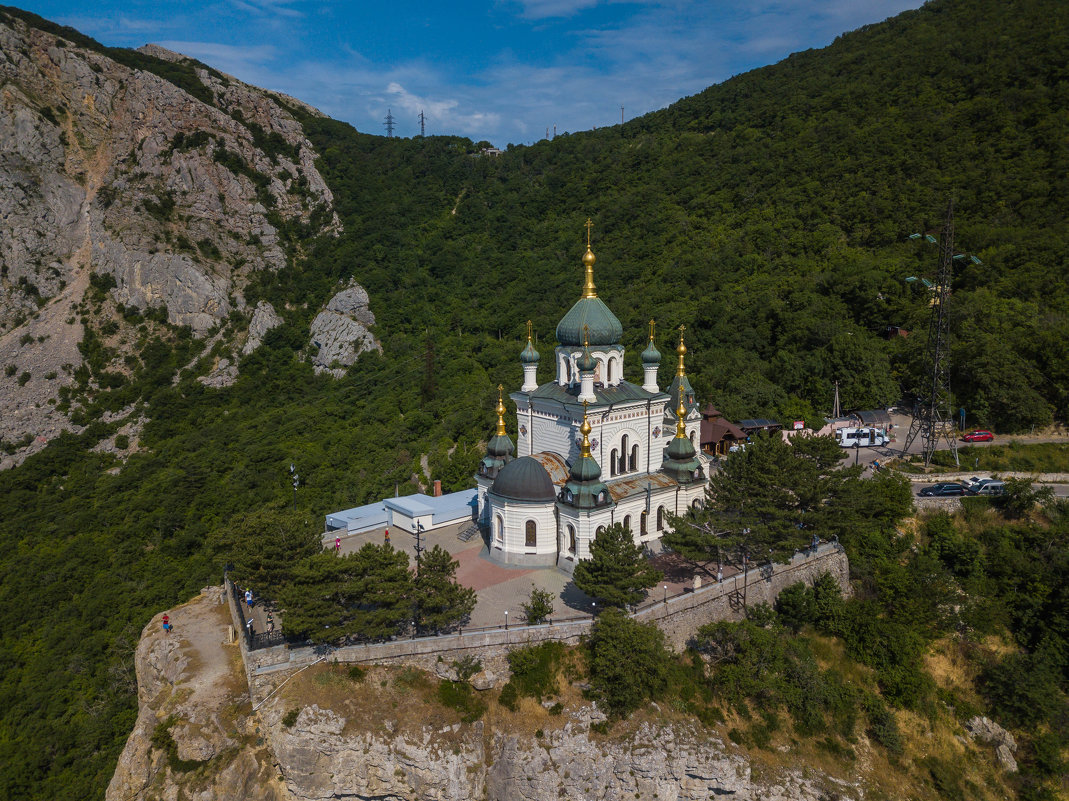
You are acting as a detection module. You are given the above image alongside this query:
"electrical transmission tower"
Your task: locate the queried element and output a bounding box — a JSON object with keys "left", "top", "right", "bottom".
{"left": 418, "top": 109, "right": 425, "bottom": 137}
{"left": 384, "top": 108, "right": 395, "bottom": 137}
{"left": 901, "top": 200, "right": 966, "bottom": 467}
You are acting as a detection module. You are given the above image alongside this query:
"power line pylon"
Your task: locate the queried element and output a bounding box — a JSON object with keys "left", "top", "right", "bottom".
{"left": 384, "top": 108, "right": 395, "bottom": 137}
{"left": 418, "top": 109, "right": 425, "bottom": 137}
{"left": 901, "top": 200, "right": 960, "bottom": 467}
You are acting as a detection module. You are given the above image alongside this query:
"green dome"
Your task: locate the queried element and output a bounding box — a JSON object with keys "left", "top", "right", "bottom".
{"left": 578, "top": 347, "right": 596, "bottom": 373}
{"left": 641, "top": 339, "right": 661, "bottom": 365}
{"left": 667, "top": 433, "right": 696, "bottom": 461}
{"left": 490, "top": 456, "right": 556, "bottom": 502}
{"left": 556, "top": 297, "right": 623, "bottom": 347}
{"left": 520, "top": 339, "right": 540, "bottom": 364}
{"left": 487, "top": 432, "right": 514, "bottom": 459}
{"left": 569, "top": 452, "right": 601, "bottom": 483}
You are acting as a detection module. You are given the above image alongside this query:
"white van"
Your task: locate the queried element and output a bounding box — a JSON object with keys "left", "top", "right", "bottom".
{"left": 835, "top": 427, "right": 889, "bottom": 448}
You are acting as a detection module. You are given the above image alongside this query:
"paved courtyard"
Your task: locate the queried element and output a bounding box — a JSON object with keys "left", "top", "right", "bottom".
{"left": 333, "top": 520, "right": 743, "bottom": 629}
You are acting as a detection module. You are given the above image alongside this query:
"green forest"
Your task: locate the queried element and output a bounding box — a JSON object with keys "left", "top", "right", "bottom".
{"left": 0, "top": 0, "right": 1067, "bottom": 797}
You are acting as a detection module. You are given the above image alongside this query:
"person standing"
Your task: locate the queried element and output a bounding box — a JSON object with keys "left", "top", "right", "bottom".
{"left": 384, "top": 528, "right": 390, "bottom": 545}
{"left": 335, "top": 535, "right": 341, "bottom": 553}
{"left": 245, "top": 589, "right": 253, "bottom": 608}
{"left": 162, "top": 614, "right": 171, "bottom": 634}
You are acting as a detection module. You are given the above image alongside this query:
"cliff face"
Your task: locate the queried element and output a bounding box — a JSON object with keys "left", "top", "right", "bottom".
{"left": 110, "top": 587, "right": 864, "bottom": 801}
{"left": 0, "top": 10, "right": 378, "bottom": 465}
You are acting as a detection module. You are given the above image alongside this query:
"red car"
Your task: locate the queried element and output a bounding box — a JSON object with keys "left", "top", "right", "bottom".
{"left": 962, "top": 430, "right": 994, "bottom": 442}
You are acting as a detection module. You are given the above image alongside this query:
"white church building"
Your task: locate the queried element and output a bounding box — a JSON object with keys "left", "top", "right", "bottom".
{"left": 326, "top": 223, "right": 712, "bottom": 573}
{"left": 475, "top": 223, "right": 710, "bottom": 572}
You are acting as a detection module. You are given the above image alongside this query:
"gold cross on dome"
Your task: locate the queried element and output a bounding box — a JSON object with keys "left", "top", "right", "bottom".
{"left": 649, "top": 319, "right": 656, "bottom": 340}
{"left": 585, "top": 218, "right": 593, "bottom": 248}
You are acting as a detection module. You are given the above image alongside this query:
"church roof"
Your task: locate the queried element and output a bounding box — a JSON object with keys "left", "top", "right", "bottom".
{"left": 529, "top": 379, "right": 665, "bottom": 408}
{"left": 556, "top": 297, "right": 624, "bottom": 347}
{"left": 490, "top": 456, "right": 557, "bottom": 502}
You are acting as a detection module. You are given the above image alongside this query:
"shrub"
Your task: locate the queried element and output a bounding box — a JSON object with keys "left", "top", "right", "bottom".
{"left": 281, "top": 708, "right": 299, "bottom": 727}
{"left": 452, "top": 654, "right": 482, "bottom": 682}
{"left": 521, "top": 584, "right": 555, "bottom": 625}
{"left": 587, "top": 608, "right": 671, "bottom": 717}
{"left": 437, "top": 680, "right": 486, "bottom": 723}
{"left": 507, "top": 641, "right": 565, "bottom": 701}
{"left": 18, "top": 372, "right": 30, "bottom": 386}
{"left": 497, "top": 682, "right": 518, "bottom": 711}
{"left": 114, "top": 434, "right": 130, "bottom": 450}
{"left": 347, "top": 665, "right": 366, "bottom": 682}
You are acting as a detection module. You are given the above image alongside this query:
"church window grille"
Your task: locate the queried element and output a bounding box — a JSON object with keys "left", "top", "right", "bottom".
{"left": 525, "top": 520, "right": 537, "bottom": 548}
{"left": 568, "top": 525, "right": 576, "bottom": 554}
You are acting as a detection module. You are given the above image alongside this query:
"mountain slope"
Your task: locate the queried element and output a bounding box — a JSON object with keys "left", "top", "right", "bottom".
{"left": 0, "top": 6, "right": 340, "bottom": 463}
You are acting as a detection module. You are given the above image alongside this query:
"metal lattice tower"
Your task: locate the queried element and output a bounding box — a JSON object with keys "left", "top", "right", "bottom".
{"left": 901, "top": 201, "right": 959, "bottom": 467}
{"left": 418, "top": 110, "right": 425, "bottom": 137}
{"left": 384, "top": 108, "right": 395, "bottom": 137}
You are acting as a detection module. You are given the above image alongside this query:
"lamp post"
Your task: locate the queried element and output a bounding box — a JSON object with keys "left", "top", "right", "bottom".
{"left": 663, "top": 584, "right": 668, "bottom": 605}
{"left": 504, "top": 609, "right": 508, "bottom": 630}
{"left": 411, "top": 521, "right": 425, "bottom": 575}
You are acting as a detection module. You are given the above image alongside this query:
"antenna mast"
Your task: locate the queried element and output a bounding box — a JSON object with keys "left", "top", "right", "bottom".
{"left": 418, "top": 109, "right": 425, "bottom": 137}
{"left": 901, "top": 200, "right": 960, "bottom": 468}
{"left": 384, "top": 108, "right": 395, "bottom": 137}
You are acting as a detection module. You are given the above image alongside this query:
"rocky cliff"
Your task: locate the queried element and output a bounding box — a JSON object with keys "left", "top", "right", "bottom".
{"left": 109, "top": 588, "right": 874, "bottom": 801}
{"left": 0, "top": 9, "right": 378, "bottom": 465}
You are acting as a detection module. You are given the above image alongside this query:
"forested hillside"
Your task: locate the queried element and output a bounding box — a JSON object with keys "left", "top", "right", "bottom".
{"left": 1, "top": 0, "right": 1067, "bottom": 798}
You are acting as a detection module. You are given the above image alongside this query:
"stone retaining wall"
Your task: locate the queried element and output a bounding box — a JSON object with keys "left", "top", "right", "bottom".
{"left": 228, "top": 543, "right": 849, "bottom": 687}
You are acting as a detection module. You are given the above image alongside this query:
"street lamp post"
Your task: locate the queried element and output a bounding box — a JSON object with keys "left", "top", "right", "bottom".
{"left": 411, "top": 521, "right": 425, "bottom": 574}
{"left": 663, "top": 584, "right": 668, "bottom": 605}
{"left": 504, "top": 609, "right": 508, "bottom": 630}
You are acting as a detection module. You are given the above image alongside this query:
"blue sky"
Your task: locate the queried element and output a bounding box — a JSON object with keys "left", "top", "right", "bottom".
{"left": 23, "top": 0, "right": 924, "bottom": 146}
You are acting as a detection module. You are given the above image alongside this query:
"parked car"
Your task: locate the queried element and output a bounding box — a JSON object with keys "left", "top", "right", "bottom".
{"left": 967, "top": 479, "right": 1006, "bottom": 496}
{"left": 835, "top": 427, "right": 890, "bottom": 448}
{"left": 919, "top": 482, "right": 967, "bottom": 497}
{"left": 962, "top": 430, "right": 994, "bottom": 442}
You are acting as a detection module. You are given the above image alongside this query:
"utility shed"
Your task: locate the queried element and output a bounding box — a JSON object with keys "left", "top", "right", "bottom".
{"left": 738, "top": 418, "right": 783, "bottom": 436}
{"left": 328, "top": 490, "right": 478, "bottom": 537}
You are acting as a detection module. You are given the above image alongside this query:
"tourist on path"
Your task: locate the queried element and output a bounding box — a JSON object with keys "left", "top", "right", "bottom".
{"left": 245, "top": 589, "right": 254, "bottom": 608}
{"left": 384, "top": 528, "right": 390, "bottom": 545}
{"left": 162, "top": 614, "right": 171, "bottom": 634}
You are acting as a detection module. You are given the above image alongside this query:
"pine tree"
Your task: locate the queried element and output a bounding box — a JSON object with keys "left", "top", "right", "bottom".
{"left": 413, "top": 545, "right": 476, "bottom": 633}
{"left": 572, "top": 523, "right": 663, "bottom": 608}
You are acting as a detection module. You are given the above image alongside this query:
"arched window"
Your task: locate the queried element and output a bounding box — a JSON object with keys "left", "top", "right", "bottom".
{"left": 609, "top": 449, "right": 618, "bottom": 477}
{"left": 568, "top": 525, "right": 576, "bottom": 554}
{"left": 619, "top": 435, "right": 629, "bottom": 474}
{"left": 607, "top": 359, "right": 614, "bottom": 383}
{"left": 629, "top": 444, "right": 638, "bottom": 472}
{"left": 657, "top": 506, "right": 665, "bottom": 531}
{"left": 623, "top": 514, "right": 631, "bottom": 533}
{"left": 495, "top": 515, "right": 504, "bottom": 544}
{"left": 597, "top": 490, "right": 607, "bottom": 504}
{"left": 595, "top": 526, "right": 606, "bottom": 538}
{"left": 689, "top": 431, "right": 695, "bottom": 446}
{"left": 692, "top": 499, "right": 702, "bottom": 510}
{"left": 525, "top": 520, "right": 537, "bottom": 548}
{"left": 640, "top": 511, "right": 648, "bottom": 535}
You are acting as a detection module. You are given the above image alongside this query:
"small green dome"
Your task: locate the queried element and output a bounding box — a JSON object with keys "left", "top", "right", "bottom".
{"left": 520, "top": 339, "right": 540, "bottom": 364}
{"left": 570, "top": 452, "right": 601, "bottom": 483}
{"left": 667, "top": 433, "right": 696, "bottom": 461}
{"left": 641, "top": 339, "right": 661, "bottom": 365}
{"left": 556, "top": 297, "right": 623, "bottom": 347}
{"left": 487, "top": 432, "right": 514, "bottom": 459}
{"left": 577, "top": 347, "right": 596, "bottom": 373}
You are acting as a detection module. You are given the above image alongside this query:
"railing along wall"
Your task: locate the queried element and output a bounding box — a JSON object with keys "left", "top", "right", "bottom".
{"left": 225, "top": 541, "right": 850, "bottom": 679}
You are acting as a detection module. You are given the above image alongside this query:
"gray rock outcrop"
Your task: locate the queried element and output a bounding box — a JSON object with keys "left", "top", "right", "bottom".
{"left": 243, "top": 300, "right": 283, "bottom": 355}
{"left": 965, "top": 715, "right": 1018, "bottom": 772}
{"left": 309, "top": 283, "right": 381, "bottom": 376}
